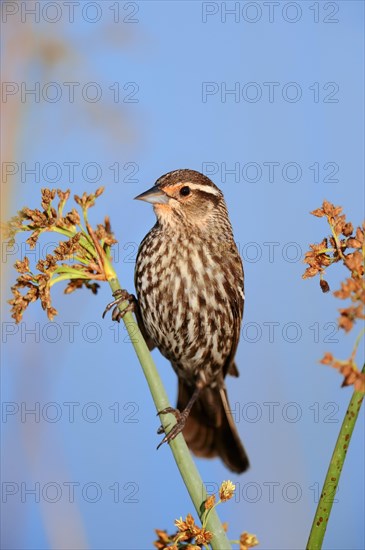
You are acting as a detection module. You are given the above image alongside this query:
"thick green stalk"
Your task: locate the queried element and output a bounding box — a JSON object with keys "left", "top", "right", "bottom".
{"left": 306, "top": 364, "right": 365, "bottom": 550}
{"left": 107, "top": 276, "right": 232, "bottom": 550}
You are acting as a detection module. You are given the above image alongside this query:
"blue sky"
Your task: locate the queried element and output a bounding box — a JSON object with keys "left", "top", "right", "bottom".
{"left": 1, "top": 2, "right": 364, "bottom": 549}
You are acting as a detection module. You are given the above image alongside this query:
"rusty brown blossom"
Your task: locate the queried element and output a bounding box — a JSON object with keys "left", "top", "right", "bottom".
{"left": 303, "top": 201, "right": 365, "bottom": 391}
{"left": 154, "top": 514, "right": 212, "bottom": 549}
{"left": 154, "top": 481, "right": 257, "bottom": 549}
{"left": 204, "top": 495, "right": 216, "bottom": 510}
{"left": 219, "top": 480, "right": 235, "bottom": 502}
{"left": 320, "top": 353, "right": 364, "bottom": 392}
{"left": 239, "top": 532, "right": 259, "bottom": 550}
{"left": 6, "top": 187, "right": 117, "bottom": 323}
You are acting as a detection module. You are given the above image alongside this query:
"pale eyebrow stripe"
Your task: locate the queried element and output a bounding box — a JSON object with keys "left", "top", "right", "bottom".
{"left": 183, "top": 183, "right": 221, "bottom": 196}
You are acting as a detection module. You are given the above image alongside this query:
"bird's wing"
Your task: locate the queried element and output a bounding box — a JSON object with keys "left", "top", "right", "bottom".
{"left": 223, "top": 256, "right": 244, "bottom": 378}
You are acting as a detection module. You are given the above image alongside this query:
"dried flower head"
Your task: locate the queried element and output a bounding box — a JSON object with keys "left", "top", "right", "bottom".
{"left": 153, "top": 529, "right": 171, "bottom": 549}
{"left": 155, "top": 512, "right": 214, "bottom": 549}
{"left": 303, "top": 202, "right": 365, "bottom": 392}
{"left": 204, "top": 494, "right": 216, "bottom": 510}
{"left": 154, "top": 480, "right": 255, "bottom": 549}
{"left": 195, "top": 528, "right": 213, "bottom": 545}
{"left": 320, "top": 279, "right": 330, "bottom": 293}
{"left": 240, "top": 531, "right": 259, "bottom": 550}
{"left": 6, "top": 187, "right": 118, "bottom": 323}
{"left": 219, "top": 480, "right": 236, "bottom": 502}
{"left": 175, "top": 513, "right": 199, "bottom": 536}
{"left": 320, "top": 354, "right": 365, "bottom": 393}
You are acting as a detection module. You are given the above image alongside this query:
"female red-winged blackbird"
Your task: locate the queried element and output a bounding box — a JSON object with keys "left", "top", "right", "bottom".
{"left": 132, "top": 169, "right": 249, "bottom": 473}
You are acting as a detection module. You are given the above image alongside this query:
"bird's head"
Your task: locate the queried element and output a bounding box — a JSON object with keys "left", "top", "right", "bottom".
{"left": 134, "top": 169, "right": 227, "bottom": 230}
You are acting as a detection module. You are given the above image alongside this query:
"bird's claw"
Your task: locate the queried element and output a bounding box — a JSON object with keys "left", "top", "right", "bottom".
{"left": 156, "top": 407, "right": 187, "bottom": 450}
{"left": 102, "top": 289, "right": 135, "bottom": 322}
{"left": 156, "top": 407, "right": 178, "bottom": 434}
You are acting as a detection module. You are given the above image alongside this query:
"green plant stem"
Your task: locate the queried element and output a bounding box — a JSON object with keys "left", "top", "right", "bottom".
{"left": 50, "top": 272, "right": 96, "bottom": 287}
{"left": 306, "top": 364, "right": 365, "bottom": 550}
{"left": 352, "top": 327, "right": 365, "bottom": 357}
{"left": 107, "top": 275, "right": 232, "bottom": 550}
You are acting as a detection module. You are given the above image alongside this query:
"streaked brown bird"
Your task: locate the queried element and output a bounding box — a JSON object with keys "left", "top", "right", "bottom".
{"left": 121, "top": 169, "right": 248, "bottom": 472}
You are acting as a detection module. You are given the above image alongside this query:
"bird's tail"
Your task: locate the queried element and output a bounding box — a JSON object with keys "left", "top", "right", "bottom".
{"left": 177, "top": 381, "right": 249, "bottom": 473}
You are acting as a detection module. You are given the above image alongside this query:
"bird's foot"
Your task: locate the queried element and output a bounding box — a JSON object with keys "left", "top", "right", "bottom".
{"left": 156, "top": 407, "right": 189, "bottom": 449}
{"left": 102, "top": 289, "right": 136, "bottom": 322}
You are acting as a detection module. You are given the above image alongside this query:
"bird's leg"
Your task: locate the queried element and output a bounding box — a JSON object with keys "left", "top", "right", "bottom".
{"left": 156, "top": 382, "right": 203, "bottom": 449}
{"left": 102, "top": 289, "right": 136, "bottom": 322}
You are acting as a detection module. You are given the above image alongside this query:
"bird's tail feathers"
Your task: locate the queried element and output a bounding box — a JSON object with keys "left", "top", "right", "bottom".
{"left": 177, "top": 381, "right": 249, "bottom": 473}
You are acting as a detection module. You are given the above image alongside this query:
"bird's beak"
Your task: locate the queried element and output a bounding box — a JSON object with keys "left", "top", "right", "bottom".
{"left": 134, "top": 185, "right": 170, "bottom": 205}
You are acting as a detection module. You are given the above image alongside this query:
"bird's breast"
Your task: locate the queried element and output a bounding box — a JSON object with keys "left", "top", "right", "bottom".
{"left": 135, "top": 230, "right": 241, "bottom": 381}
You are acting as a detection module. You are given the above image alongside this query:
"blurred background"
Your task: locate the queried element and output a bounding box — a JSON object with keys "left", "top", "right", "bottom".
{"left": 1, "top": 1, "right": 364, "bottom": 549}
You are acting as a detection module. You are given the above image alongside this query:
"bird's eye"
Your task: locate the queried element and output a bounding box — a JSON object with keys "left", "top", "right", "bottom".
{"left": 180, "top": 186, "right": 191, "bottom": 197}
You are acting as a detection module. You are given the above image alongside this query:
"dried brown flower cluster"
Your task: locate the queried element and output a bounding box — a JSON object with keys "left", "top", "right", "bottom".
{"left": 218, "top": 480, "right": 236, "bottom": 502}
{"left": 154, "top": 514, "right": 212, "bottom": 550}
{"left": 154, "top": 481, "right": 258, "bottom": 550}
{"left": 239, "top": 533, "right": 259, "bottom": 550}
{"left": 303, "top": 201, "right": 365, "bottom": 392}
{"left": 6, "top": 188, "right": 117, "bottom": 323}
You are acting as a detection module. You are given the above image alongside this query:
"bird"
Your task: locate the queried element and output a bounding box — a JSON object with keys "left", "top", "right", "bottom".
{"left": 105, "top": 169, "right": 249, "bottom": 473}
